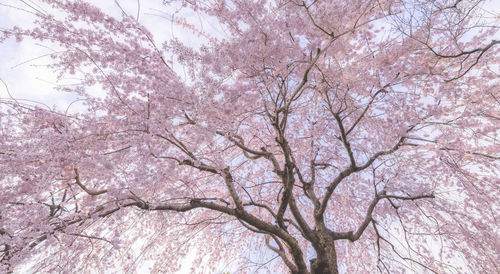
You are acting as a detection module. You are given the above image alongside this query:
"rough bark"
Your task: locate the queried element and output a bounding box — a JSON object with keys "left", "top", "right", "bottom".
{"left": 310, "top": 226, "right": 339, "bottom": 274}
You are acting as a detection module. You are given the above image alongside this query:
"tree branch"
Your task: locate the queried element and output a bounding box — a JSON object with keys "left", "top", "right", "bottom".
{"left": 318, "top": 135, "right": 409, "bottom": 219}
{"left": 332, "top": 192, "right": 435, "bottom": 241}
{"left": 73, "top": 168, "right": 107, "bottom": 196}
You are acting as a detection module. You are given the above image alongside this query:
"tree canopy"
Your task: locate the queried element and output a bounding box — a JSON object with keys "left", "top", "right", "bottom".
{"left": 0, "top": 0, "right": 499, "bottom": 273}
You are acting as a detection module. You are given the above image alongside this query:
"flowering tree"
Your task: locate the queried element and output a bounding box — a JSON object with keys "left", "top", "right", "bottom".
{"left": 1, "top": 0, "right": 499, "bottom": 273}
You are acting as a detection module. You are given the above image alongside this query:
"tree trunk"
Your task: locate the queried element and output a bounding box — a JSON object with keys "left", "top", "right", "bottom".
{"left": 310, "top": 230, "right": 339, "bottom": 274}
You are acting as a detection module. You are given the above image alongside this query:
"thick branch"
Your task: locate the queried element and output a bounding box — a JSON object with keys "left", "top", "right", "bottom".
{"left": 318, "top": 136, "right": 408, "bottom": 218}
{"left": 137, "top": 198, "right": 309, "bottom": 273}
{"left": 287, "top": 193, "right": 314, "bottom": 241}
{"left": 265, "top": 235, "right": 298, "bottom": 272}
{"left": 332, "top": 193, "right": 435, "bottom": 241}
{"left": 179, "top": 160, "right": 244, "bottom": 210}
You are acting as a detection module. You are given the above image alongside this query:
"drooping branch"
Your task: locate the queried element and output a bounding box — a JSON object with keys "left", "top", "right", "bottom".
{"left": 135, "top": 197, "right": 310, "bottom": 273}
{"left": 371, "top": 220, "right": 439, "bottom": 273}
{"left": 406, "top": 137, "right": 500, "bottom": 160}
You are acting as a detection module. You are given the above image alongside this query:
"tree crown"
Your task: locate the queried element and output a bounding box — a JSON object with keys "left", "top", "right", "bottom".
{"left": 0, "top": 0, "right": 499, "bottom": 273}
